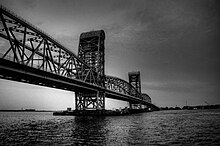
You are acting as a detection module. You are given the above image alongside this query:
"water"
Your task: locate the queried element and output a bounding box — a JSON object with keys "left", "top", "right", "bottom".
{"left": 0, "top": 109, "right": 220, "bottom": 145}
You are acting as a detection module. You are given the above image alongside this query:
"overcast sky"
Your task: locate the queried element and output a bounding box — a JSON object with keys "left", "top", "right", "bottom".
{"left": 0, "top": 0, "right": 219, "bottom": 110}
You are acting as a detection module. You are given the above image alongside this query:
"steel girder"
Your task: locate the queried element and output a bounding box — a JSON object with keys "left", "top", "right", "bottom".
{"left": 0, "top": 5, "right": 99, "bottom": 86}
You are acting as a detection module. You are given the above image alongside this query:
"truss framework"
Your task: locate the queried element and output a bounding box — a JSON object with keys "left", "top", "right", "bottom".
{"left": 128, "top": 71, "right": 142, "bottom": 97}
{"left": 105, "top": 75, "right": 141, "bottom": 98}
{"left": 75, "top": 91, "right": 105, "bottom": 110}
{"left": 0, "top": 6, "right": 99, "bottom": 86}
{"left": 128, "top": 71, "right": 143, "bottom": 109}
{"left": 0, "top": 5, "right": 151, "bottom": 110}
{"left": 76, "top": 30, "right": 105, "bottom": 110}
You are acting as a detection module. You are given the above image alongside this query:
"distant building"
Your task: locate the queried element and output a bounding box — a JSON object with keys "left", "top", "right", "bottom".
{"left": 142, "top": 93, "right": 151, "bottom": 103}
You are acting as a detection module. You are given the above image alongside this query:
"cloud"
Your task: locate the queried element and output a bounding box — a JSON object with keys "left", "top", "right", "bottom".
{"left": 0, "top": 0, "right": 37, "bottom": 10}
{"left": 0, "top": 40, "right": 5, "bottom": 48}
{"left": 142, "top": 80, "right": 216, "bottom": 93}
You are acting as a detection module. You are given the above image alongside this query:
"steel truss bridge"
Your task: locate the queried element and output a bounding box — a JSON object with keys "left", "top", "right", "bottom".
{"left": 0, "top": 6, "right": 159, "bottom": 111}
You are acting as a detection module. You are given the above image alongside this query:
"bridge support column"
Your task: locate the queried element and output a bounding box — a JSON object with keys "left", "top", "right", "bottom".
{"left": 75, "top": 91, "right": 105, "bottom": 110}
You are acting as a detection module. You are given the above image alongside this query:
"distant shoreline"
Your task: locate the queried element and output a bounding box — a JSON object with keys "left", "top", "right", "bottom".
{"left": 0, "top": 110, "right": 54, "bottom": 112}
{"left": 160, "top": 104, "right": 220, "bottom": 110}
{"left": 1, "top": 104, "right": 220, "bottom": 112}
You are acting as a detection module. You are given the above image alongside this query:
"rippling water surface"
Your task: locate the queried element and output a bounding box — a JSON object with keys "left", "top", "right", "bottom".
{"left": 0, "top": 109, "right": 220, "bottom": 145}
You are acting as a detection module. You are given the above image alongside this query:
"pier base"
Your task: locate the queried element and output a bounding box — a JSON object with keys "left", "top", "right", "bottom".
{"left": 53, "top": 108, "right": 152, "bottom": 116}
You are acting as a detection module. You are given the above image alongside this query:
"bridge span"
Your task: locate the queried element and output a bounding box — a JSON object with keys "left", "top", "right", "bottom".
{"left": 0, "top": 5, "right": 159, "bottom": 111}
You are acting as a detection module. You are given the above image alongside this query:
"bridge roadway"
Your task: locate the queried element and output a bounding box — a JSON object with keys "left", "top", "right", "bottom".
{"left": 0, "top": 5, "right": 159, "bottom": 110}
{"left": 0, "top": 58, "right": 155, "bottom": 107}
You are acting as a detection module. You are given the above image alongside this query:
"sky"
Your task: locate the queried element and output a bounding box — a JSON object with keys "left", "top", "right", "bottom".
{"left": 0, "top": 0, "right": 219, "bottom": 110}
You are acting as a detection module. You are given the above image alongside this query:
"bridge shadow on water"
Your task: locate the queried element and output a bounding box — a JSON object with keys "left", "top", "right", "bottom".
{"left": 0, "top": 111, "right": 154, "bottom": 145}
{"left": 71, "top": 116, "right": 108, "bottom": 145}
{"left": 68, "top": 115, "right": 148, "bottom": 145}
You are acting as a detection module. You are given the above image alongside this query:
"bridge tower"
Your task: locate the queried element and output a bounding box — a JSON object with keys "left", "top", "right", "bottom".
{"left": 129, "top": 71, "right": 141, "bottom": 95}
{"left": 75, "top": 30, "right": 105, "bottom": 110}
{"left": 128, "top": 71, "right": 142, "bottom": 109}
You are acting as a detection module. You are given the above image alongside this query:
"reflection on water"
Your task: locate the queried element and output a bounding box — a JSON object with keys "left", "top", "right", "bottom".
{"left": 0, "top": 109, "right": 220, "bottom": 145}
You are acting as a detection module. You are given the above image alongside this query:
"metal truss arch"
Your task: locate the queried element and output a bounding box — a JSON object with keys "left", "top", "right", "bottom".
{"left": 105, "top": 75, "right": 142, "bottom": 100}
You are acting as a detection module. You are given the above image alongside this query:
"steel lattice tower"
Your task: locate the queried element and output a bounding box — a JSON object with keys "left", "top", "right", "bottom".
{"left": 75, "top": 30, "right": 105, "bottom": 110}
{"left": 128, "top": 71, "right": 142, "bottom": 109}
{"left": 128, "top": 71, "right": 141, "bottom": 95}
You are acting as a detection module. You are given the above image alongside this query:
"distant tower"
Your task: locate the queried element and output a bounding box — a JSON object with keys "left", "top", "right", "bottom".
{"left": 75, "top": 30, "right": 105, "bottom": 110}
{"left": 128, "top": 71, "right": 142, "bottom": 109}
{"left": 128, "top": 71, "right": 141, "bottom": 96}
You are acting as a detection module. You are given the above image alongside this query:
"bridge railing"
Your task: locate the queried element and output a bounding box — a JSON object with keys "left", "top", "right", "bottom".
{"left": 0, "top": 5, "right": 103, "bottom": 87}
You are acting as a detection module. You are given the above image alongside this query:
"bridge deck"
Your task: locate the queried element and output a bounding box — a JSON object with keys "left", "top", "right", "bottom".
{"left": 0, "top": 58, "right": 158, "bottom": 109}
